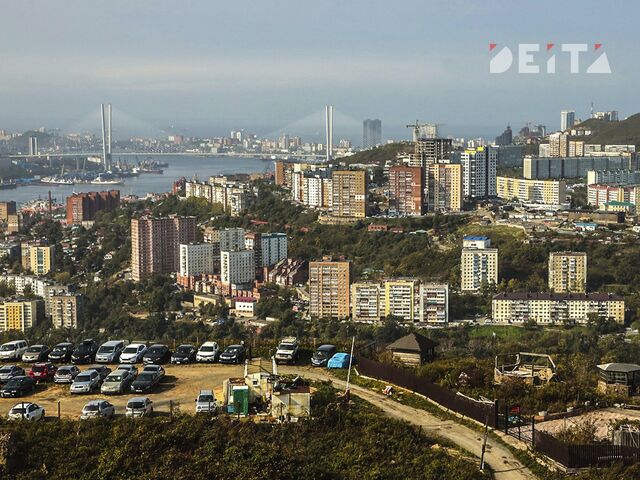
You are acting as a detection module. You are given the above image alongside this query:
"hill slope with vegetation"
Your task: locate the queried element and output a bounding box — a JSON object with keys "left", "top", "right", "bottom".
{"left": 338, "top": 142, "right": 412, "bottom": 167}
{"left": 573, "top": 113, "right": 640, "bottom": 146}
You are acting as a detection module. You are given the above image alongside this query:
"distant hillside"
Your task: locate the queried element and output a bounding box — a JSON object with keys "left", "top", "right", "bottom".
{"left": 573, "top": 113, "right": 640, "bottom": 146}
{"left": 338, "top": 142, "right": 412, "bottom": 167}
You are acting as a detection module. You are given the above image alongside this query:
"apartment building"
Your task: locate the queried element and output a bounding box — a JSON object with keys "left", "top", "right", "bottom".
{"left": 388, "top": 166, "right": 423, "bottom": 216}
{"left": 220, "top": 249, "right": 256, "bottom": 286}
{"left": 0, "top": 298, "right": 43, "bottom": 332}
{"left": 179, "top": 243, "right": 218, "bottom": 277}
{"left": 50, "top": 293, "right": 84, "bottom": 329}
{"left": 66, "top": 190, "right": 120, "bottom": 224}
{"left": 266, "top": 259, "right": 308, "bottom": 288}
{"left": 548, "top": 252, "right": 587, "bottom": 293}
{"left": 384, "top": 279, "right": 419, "bottom": 323}
{"left": 587, "top": 184, "right": 640, "bottom": 208}
{"left": 587, "top": 169, "right": 640, "bottom": 186}
{"left": 460, "top": 236, "right": 498, "bottom": 293}
{"left": 351, "top": 282, "right": 382, "bottom": 323}
{"left": 308, "top": 260, "right": 351, "bottom": 319}
{"left": 492, "top": 292, "right": 624, "bottom": 324}
{"left": 245, "top": 232, "right": 288, "bottom": 267}
{"left": 427, "top": 163, "right": 463, "bottom": 212}
{"left": 131, "top": 216, "right": 197, "bottom": 281}
{"left": 331, "top": 170, "right": 367, "bottom": 218}
{"left": 496, "top": 177, "right": 567, "bottom": 205}
{"left": 419, "top": 283, "right": 449, "bottom": 325}
{"left": 461, "top": 146, "right": 497, "bottom": 199}
{"left": 523, "top": 155, "right": 633, "bottom": 180}
{"left": 27, "top": 245, "right": 55, "bottom": 276}
{"left": 549, "top": 132, "right": 570, "bottom": 157}
{"left": 184, "top": 179, "right": 251, "bottom": 216}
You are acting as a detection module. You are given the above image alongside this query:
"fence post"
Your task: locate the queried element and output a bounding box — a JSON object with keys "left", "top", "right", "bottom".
{"left": 170, "top": 400, "right": 174, "bottom": 419}
{"left": 493, "top": 400, "right": 499, "bottom": 429}
{"left": 58, "top": 401, "right": 61, "bottom": 420}
{"left": 504, "top": 405, "right": 509, "bottom": 434}
{"left": 531, "top": 415, "right": 535, "bottom": 447}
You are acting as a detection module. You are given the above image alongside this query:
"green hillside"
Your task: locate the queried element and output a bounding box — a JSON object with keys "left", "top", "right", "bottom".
{"left": 574, "top": 113, "right": 640, "bottom": 146}
{"left": 338, "top": 142, "right": 412, "bottom": 167}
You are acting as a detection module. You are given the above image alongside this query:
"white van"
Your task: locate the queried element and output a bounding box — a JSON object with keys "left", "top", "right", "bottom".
{"left": 95, "top": 340, "right": 128, "bottom": 363}
{"left": 0, "top": 340, "right": 28, "bottom": 361}
{"left": 196, "top": 341, "right": 220, "bottom": 363}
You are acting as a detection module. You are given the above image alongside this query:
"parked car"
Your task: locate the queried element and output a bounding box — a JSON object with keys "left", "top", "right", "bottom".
{"left": 0, "top": 340, "right": 28, "bottom": 361}
{"left": 8, "top": 402, "right": 45, "bottom": 421}
{"left": 171, "top": 345, "right": 196, "bottom": 364}
{"left": 195, "top": 390, "right": 217, "bottom": 414}
{"left": 311, "top": 344, "right": 337, "bottom": 367}
{"left": 80, "top": 399, "right": 115, "bottom": 419}
{"left": 327, "top": 353, "right": 357, "bottom": 369}
{"left": 88, "top": 365, "right": 112, "bottom": 380}
{"left": 196, "top": 341, "right": 220, "bottom": 363}
{"left": 143, "top": 344, "right": 171, "bottom": 365}
{"left": 70, "top": 370, "right": 101, "bottom": 394}
{"left": 0, "top": 365, "right": 25, "bottom": 383}
{"left": 54, "top": 365, "right": 80, "bottom": 384}
{"left": 1, "top": 376, "right": 36, "bottom": 398}
{"left": 126, "top": 397, "right": 153, "bottom": 418}
{"left": 130, "top": 372, "right": 160, "bottom": 393}
{"left": 101, "top": 370, "right": 134, "bottom": 395}
{"left": 95, "top": 340, "right": 127, "bottom": 363}
{"left": 219, "top": 345, "right": 246, "bottom": 364}
{"left": 28, "top": 362, "right": 57, "bottom": 382}
{"left": 71, "top": 339, "right": 99, "bottom": 364}
{"left": 142, "top": 364, "right": 165, "bottom": 380}
{"left": 21, "top": 345, "right": 50, "bottom": 363}
{"left": 117, "top": 364, "right": 138, "bottom": 379}
{"left": 48, "top": 342, "right": 75, "bottom": 363}
{"left": 275, "top": 337, "right": 299, "bottom": 364}
{"left": 119, "top": 343, "right": 147, "bottom": 364}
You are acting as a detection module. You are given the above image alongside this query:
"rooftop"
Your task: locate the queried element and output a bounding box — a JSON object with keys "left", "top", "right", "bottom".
{"left": 463, "top": 235, "right": 489, "bottom": 241}
{"left": 493, "top": 292, "right": 624, "bottom": 301}
{"left": 386, "top": 332, "right": 438, "bottom": 353}
{"left": 597, "top": 363, "right": 640, "bottom": 373}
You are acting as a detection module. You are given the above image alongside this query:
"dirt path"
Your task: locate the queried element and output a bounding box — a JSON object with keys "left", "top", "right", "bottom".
{"left": 283, "top": 366, "right": 536, "bottom": 480}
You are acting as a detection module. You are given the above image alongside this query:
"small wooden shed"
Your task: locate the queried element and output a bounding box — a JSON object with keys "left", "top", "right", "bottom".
{"left": 386, "top": 333, "right": 437, "bottom": 367}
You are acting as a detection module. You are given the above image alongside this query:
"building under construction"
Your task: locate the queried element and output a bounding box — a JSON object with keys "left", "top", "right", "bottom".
{"left": 494, "top": 352, "right": 557, "bottom": 386}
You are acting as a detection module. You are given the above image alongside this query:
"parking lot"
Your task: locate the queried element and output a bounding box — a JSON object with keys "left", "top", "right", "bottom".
{"left": 0, "top": 362, "right": 253, "bottom": 419}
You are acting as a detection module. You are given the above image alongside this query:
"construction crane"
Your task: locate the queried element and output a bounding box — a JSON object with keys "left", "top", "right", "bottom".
{"left": 405, "top": 121, "right": 445, "bottom": 141}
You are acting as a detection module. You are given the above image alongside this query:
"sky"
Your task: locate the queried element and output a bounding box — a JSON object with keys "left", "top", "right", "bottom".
{"left": 1, "top": 0, "right": 639, "bottom": 142}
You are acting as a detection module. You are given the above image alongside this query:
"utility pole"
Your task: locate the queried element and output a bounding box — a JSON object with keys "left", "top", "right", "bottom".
{"left": 480, "top": 414, "right": 489, "bottom": 471}
{"left": 345, "top": 336, "right": 355, "bottom": 399}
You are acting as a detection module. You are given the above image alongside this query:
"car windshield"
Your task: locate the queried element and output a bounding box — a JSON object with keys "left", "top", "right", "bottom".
{"left": 58, "top": 368, "right": 71, "bottom": 374}
{"left": 148, "top": 346, "right": 165, "bottom": 354}
{"left": 137, "top": 373, "right": 155, "bottom": 381}
{"left": 0, "top": 345, "right": 16, "bottom": 351}
{"left": 198, "top": 395, "right": 214, "bottom": 402}
{"left": 32, "top": 365, "right": 45, "bottom": 372}
{"left": 279, "top": 343, "right": 295, "bottom": 350}
{"left": 0, "top": 366, "right": 12, "bottom": 373}
{"left": 177, "top": 346, "right": 192, "bottom": 353}
{"left": 225, "top": 347, "right": 239, "bottom": 353}
{"left": 26, "top": 346, "right": 42, "bottom": 353}
{"left": 76, "top": 345, "right": 90, "bottom": 353}
{"left": 5, "top": 378, "right": 24, "bottom": 387}
{"left": 128, "top": 401, "right": 145, "bottom": 409}
{"left": 106, "top": 375, "right": 122, "bottom": 382}
{"left": 84, "top": 404, "right": 100, "bottom": 411}
{"left": 75, "top": 374, "right": 92, "bottom": 382}
{"left": 314, "top": 350, "right": 329, "bottom": 358}
{"left": 200, "top": 346, "right": 215, "bottom": 352}
{"left": 99, "top": 346, "right": 115, "bottom": 353}
{"left": 123, "top": 346, "right": 139, "bottom": 353}
{"left": 144, "top": 366, "right": 158, "bottom": 372}
{"left": 53, "top": 345, "right": 69, "bottom": 352}
{"left": 11, "top": 407, "right": 27, "bottom": 413}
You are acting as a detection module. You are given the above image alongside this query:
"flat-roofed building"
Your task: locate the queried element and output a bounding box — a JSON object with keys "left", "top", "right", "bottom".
{"left": 351, "top": 282, "right": 382, "bottom": 323}
{"left": 548, "top": 251, "right": 587, "bottom": 293}
{"left": 384, "top": 278, "right": 419, "bottom": 323}
{"left": 496, "top": 177, "right": 566, "bottom": 205}
{"left": 0, "top": 297, "right": 43, "bottom": 332}
{"left": 308, "top": 260, "right": 351, "bottom": 319}
{"left": 331, "top": 170, "right": 367, "bottom": 218}
{"left": 461, "top": 236, "right": 498, "bottom": 293}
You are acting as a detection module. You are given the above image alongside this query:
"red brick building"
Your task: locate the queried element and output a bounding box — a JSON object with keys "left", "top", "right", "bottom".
{"left": 66, "top": 190, "right": 120, "bottom": 224}
{"left": 389, "top": 166, "right": 424, "bottom": 216}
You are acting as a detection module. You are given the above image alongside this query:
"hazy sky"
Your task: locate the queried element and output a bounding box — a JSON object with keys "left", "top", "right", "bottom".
{"left": 1, "top": 0, "right": 638, "bottom": 140}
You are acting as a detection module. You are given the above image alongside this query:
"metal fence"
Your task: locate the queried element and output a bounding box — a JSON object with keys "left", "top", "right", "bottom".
{"left": 356, "top": 356, "right": 497, "bottom": 427}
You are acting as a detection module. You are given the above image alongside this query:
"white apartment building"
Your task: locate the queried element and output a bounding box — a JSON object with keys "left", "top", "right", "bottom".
{"left": 461, "top": 146, "right": 497, "bottom": 199}
{"left": 419, "top": 283, "right": 449, "bottom": 325}
{"left": 221, "top": 249, "right": 255, "bottom": 285}
{"left": 219, "top": 228, "right": 246, "bottom": 251}
{"left": 384, "top": 279, "right": 419, "bottom": 323}
{"left": 259, "top": 233, "right": 288, "bottom": 267}
{"left": 351, "top": 282, "right": 382, "bottom": 322}
{"left": 461, "top": 236, "right": 498, "bottom": 293}
{"left": 179, "top": 243, "right": 218, "bottom": 277}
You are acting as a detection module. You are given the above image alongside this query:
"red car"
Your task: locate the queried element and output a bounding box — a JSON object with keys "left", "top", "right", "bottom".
{"left": 28, "top": 362, "right": 57, "bottom": 382}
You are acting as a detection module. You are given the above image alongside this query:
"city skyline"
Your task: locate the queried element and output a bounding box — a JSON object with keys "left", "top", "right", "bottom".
{"left": 0, "top": 0, "right": 637, "bottom": 139}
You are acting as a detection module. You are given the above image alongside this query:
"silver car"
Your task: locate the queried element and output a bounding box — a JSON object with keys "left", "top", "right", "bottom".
{"left": 54, "top": 365, "right": 80, "bottom": 384}
{"left": 116, "top": 364, "right": 138, "bottom": 379}
{"left": 80, "top": 400, "right": 115, "bottom": 420}
{"left": 126, "top": 397, "right": 153, "bottom": 418}
{"left": 101, "top": 370, "right": 133, "bottom": 395}
{"left": 0, "top": 365, "right": 25, "bottom": 383}
{"left": 70, "top": 370, "right": 101, "bottom": 394}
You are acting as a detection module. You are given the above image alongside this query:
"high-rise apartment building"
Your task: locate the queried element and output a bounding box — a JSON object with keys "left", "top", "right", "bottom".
{"left": 548, "top": 251, "right": 587, "bottom": 293}
{"left": 560, "top": 110, "right": 576, "bottom": 131}
{"left": 460, "top": 236, "right": 498, "bottom": 292}
{"left": 363, "top": 119, "right": 382, "bottom": 149}
{"left": 351, "top": 282, "right": 382, "bottom": 323}
{"left": 308, "top": 259, "right": 351, "bottom": 319}
{"left": 0, "top": 298, "right": 43, "bottom": 332}
{"left": 331, "top": 170, "right": 367, "bottom": 218}
{"left": 419, "top": 283, "right": 449, "bottom": 325}
{"left": 427, "top": 163, "right": 463, "bottom": 212}
{"left": 0, "top": 201, "right": 16, "bottom": 222}
{"left": 384, "top": 279, "right": 419, "bottom": 323}
{"left": 245, "top": 232, "right": 288, "bottom": 267}
{"left": 66, "top": 190, "right": 120, "bottom": 224}
{"left": 50, "top": 293, "right": 84, "bottom": 329}
{"left": 28, "top": 245, "right": 55, "bottom": 276}
{"left": 220, "top": 249, "right": 256, "bottom": 285}
{"left": 131, "top": 216, "right": 197, "bottom": 281}
{"left": 389, "top": 166, "right": 423, "bottom": 216}
{"left": 413, "top": 138, "right": 452, "bottom": 165}
{"left": 461, "top": 146, "right": 497, "bottom": 199}
{"left": 179, "top": 243, "right": 218, "bottom": 277}
{"left": 548, "top": 132, "right": 570, "bottom": 157}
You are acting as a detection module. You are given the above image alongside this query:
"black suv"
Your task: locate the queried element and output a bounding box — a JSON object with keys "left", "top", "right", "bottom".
{"left": 219, "top": 345, "right": 246, "bottom": 364}
{"left": 1, "top": 376, "right": 36, "bottom": 398}
{"left": 71, "top": 339, "right": 99, "bottom": 364}
{"left": 48, "top": 342, "right": 75, "bottom": 363}
{"left": 171, "top": 345, "right": 196, "bottom": 364}
{"left": 143, "top": 344, "right": 171, "bottom": 365}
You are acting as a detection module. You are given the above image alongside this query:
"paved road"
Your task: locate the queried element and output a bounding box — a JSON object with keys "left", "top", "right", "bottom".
{"left": 285, "top": 366, "right": 536, "bottom": 480}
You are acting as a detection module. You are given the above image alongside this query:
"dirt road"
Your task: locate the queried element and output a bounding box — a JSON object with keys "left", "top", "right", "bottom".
{"left": 284, "top": 366, "right": 536, "bottom": 480}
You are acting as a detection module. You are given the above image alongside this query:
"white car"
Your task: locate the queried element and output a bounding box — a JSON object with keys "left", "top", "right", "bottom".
{"left": 95, "top": 340, "right": 127, "bottom": 363}
{"left": 196, "top": 341, "right": 220, "bottom": 363}
{"left": 80, "top": 399, "right": 115, "bottom": 419}
{"left": 195, "top": 390, "right": 217, "bottom": 414}
{"left": 119, "top": 343, "right": 147, "bottom": 364}
{"left": 126, "top": 397, "right": 153, "bottom": 418}
{"left": 275, "top": 337, "right": 299, "bottom": 364}
{"left": 0, "top": 340, "right": 28, "bottom": 361}
{"left": 8, "top": 402, "right": 45, "bottom": 421}
{"left": 70, "top": 370, "right": 101, "bottom": 394}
